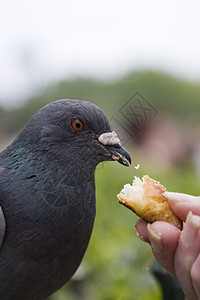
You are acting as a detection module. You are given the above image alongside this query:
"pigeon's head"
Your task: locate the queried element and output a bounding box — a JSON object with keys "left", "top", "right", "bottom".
{"left": 16, "top": 99, "right": 131, "bottom": 169}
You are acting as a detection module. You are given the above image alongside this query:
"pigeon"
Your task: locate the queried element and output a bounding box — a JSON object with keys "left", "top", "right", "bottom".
{"left": 0, "top": 99, "right": 131, "bottom": 300}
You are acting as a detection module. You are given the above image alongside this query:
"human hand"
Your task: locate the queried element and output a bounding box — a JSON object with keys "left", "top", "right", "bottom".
{"left": 135, "top": 192, "right": 200, "bottom": 300}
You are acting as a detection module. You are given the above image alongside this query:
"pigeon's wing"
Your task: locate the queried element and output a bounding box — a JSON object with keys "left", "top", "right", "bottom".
{"left": 0, "top": 206, "right": 5, "bottom": 248}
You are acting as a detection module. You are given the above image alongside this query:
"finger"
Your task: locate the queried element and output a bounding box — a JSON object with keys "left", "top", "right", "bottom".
{"left": 174, "top": 212, "right": 200, "bottom": 300}
{"left": 163, "top": 192, "right": 200, "bottom": 221}
{"left": 147, "top": 221, "right": 180, "bottom": 277}
{"left": 191, "top": 253, "right": 200, "bottom": 298}
{"left": 134, "top": 219, "right": 150, "bottom": 243}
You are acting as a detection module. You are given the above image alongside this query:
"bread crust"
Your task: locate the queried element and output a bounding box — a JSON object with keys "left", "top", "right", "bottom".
{"left": 117, "top": 175, "right": 182, "bottom": 229}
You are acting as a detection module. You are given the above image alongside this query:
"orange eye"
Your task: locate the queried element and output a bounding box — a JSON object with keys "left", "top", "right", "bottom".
{"left": 71, "top": 119, "right": 84, "bottom": 131}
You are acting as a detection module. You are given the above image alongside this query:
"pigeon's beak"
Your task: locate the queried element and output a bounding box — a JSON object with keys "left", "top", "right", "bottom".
{"left": 98, "top": 131, "right": 131, "bottom": 167}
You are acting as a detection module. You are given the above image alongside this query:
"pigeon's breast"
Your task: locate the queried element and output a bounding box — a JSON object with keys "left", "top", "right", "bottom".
{"left": 0, "top": 167, "right": 96, "bottom": 299}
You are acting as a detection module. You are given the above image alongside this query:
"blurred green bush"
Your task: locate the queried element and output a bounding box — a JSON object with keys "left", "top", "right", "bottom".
{"left": 1, "top": 70, "right": 200, "bottom": 134}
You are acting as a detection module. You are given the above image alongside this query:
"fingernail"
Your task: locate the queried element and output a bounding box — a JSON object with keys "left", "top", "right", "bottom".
{"left": 162, "top": 192, "right": 181, "bottom": 202}
{"left": 147, "top": 224, "right": 163, "bottom": 253}
{"left": 134, "top": 224, "right": 146, "bottom": 242}
{"left": 163, "top": 192, "right": 200, "bottom": 204}
{"left": 181, "top": 212, "right": 200, "bottom": 246}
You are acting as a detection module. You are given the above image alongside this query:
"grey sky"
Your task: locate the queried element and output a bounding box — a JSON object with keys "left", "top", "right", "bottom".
{"left": 0, "top": 0, "right": 200, "bottom": 106}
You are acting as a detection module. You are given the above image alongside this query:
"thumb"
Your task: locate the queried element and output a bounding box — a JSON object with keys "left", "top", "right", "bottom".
{"left": 163, "top": 192, "right": 200, "bottom": 222}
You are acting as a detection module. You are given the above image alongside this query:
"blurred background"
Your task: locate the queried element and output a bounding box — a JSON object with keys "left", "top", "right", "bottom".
{"left": 1, "top": 0, "right": 200, "bottom": 299}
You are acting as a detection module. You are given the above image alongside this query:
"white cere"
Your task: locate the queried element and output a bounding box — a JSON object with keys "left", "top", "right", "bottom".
{"left": 98, "top": 131, "right": 121, "bottom": 146}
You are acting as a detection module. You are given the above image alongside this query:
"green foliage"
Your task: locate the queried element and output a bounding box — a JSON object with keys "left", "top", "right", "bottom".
{"left": 1, "top": 70, "right": 200, "bottom": 133}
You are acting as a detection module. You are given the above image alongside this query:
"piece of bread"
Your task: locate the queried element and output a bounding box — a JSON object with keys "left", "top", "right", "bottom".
{"left": 117, "top": 175, "right": 182, "bottom": 229}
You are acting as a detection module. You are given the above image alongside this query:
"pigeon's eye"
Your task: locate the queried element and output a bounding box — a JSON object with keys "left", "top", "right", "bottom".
{"left": 71, "top": 119, "right": 84, "bottom": 131}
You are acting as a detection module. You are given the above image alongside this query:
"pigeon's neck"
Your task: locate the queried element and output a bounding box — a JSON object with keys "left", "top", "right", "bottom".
{"left": 0, "top": 137, "right": 37, "bottom": 169}
{"left": 1, "top": 139, "right": 97, "bottom": 215}
{"left": 40, "top": 160, "right": 96, "bottom": 212}
{"left": 0, "top": 137, "right": 99, "bottom": 174}
{"left": 0, "top": 137, "right": 98, "bottom": 224}
{"left": 0, "top": 149, "right": 97, "bottom": 255}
